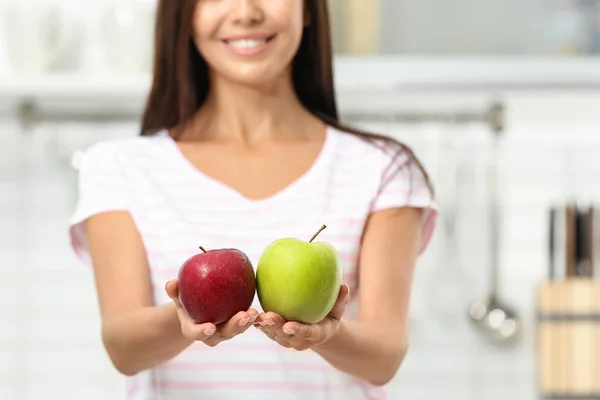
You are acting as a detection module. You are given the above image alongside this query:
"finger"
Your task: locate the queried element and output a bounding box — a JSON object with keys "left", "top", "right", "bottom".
{"left": 273, "top": 336, "right": 292, "bottom": 349}
{"left": 282, "top": 321, "right": 314, "bottom": 339}
{"left": 258, "top": 328, "right": 291, "bottom": 348}
{"left": 254, "top": 323, "right": 273, "bottom": 337}
{"left": 247, "top": 308, "right": 259, "bottom": 320}
{"left": 174, "top": 305, "right": 200, "bottom": 327}
{"left": 258, "top": 326, "right": 277, "bottom": 341}
{"left": 237, "top": 311, "right": 259, "bottom": 335}
{"left": 237, "top": 308, "right": 259, "bottom": 334}
{"left": 217, "top": 311, "right": 256, "bottom": 339}
{"left": 328, "top": 284, "right": 350, "bottom": 320}
{"left": 255, "top": 324, "right": 281, "bottom": 342}
{"left": 182, "top": 321, "right": 217, "bottom": 341}
{"left": 256, "top": 312, "right": 286, "bottom": 327}
{"left": 165, "top": 280, "right": 182, "bottom": 307}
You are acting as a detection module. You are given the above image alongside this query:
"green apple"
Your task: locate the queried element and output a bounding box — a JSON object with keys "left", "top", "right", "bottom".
{"left": 256, "top": 225, "right": 342, "bottom": 324}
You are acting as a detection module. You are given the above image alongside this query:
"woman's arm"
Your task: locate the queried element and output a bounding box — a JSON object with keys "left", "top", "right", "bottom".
{"left": 86, "top": 211, "right": 194, "bottom": 376}
{"left": 256, "top": 206, "right": 423, "bottom": 385}
{"left": 312, "top": 207, "right": 422, "bottom": 385}
{"left": 87, "top": 211, "right": 259, "bottom": 376}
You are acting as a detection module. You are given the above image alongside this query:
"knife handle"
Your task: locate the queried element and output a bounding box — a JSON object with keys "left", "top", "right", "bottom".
{"left": 565, "top": 204, "right": 577, "bottom": 278}
{"left": 549, "top": 207, "right": 556, "bottom": 280}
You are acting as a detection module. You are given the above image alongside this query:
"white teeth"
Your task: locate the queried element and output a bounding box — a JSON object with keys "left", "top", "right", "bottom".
{"left": 227, "top": 39, "right": 267, "bottom": 49}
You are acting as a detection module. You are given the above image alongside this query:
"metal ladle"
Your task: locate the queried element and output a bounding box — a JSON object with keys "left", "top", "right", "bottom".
{"left": 468, "top": 120, "right": 521, "bottom": 344}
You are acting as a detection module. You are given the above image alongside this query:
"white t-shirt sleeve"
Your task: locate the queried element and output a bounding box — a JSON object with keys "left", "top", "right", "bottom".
{"left": 68, "top": 142, "right": 130, "bottom": 267}
{"left": 370, "top": 145, "right": 438, "bottom": 254}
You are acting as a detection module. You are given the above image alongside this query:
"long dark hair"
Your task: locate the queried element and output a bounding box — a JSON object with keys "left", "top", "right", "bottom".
{"left": 140, "top": 0, "right": 433, "bottom": 196}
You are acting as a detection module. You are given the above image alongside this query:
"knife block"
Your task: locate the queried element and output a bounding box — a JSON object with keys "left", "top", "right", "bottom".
{"left": 536, "top": 279, "right": 600, "bottom": 398}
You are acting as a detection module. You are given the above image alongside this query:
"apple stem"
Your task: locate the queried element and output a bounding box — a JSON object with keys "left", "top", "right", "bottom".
{"left": 199, "top": 246, "right": 207, "bottom": 253}
{"left": 309, "top": 224, "right": 327, "bottom": 243}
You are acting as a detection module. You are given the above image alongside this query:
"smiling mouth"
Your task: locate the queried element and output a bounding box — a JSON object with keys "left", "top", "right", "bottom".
{"left": 223, "top": 35, "right": 276, "bottom": 50}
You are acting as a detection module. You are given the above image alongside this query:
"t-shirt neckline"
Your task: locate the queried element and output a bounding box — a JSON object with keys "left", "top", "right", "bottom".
{"left": 160, "top": 125, "right": 337, "bottom": 206}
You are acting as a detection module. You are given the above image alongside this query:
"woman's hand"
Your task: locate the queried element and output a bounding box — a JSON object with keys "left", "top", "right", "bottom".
{"left": 165, "top": 280, "right": 258, "bottom": 347}
{"left": 254, "top": 284, "right": 350, "bottom": 351}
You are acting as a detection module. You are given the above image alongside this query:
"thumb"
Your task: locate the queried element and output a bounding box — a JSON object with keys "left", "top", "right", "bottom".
{"left": 165, "top": 280, "right": 182, "bottom": 307}
{"left": 328, "top": 284, "right": 349, "bottom": 320}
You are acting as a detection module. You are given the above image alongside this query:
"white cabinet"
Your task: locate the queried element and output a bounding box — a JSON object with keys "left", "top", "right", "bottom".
{"left": 329, "top": 0, "right": 600, "bottom": 56}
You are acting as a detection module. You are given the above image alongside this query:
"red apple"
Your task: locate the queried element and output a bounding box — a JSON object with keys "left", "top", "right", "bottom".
{"left": 177, "top": 246, "right": 256, "bottom": 325}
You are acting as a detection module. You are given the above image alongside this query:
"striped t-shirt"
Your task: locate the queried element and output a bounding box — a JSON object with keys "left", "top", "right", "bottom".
{"left": 69, "top": 125, "right": 437, "bottom": 400}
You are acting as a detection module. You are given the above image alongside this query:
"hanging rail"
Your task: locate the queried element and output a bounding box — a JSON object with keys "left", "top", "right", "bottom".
{"left": 340, "top": 101, "right": 505, "bottom": 133}
{"left": 16, "top": 100, "right": 143, "bottom": 132}
{"left": 16, "top": 98, "right": 506, "bottom": 134}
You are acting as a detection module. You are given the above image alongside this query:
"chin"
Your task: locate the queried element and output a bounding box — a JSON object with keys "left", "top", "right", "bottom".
{"left": 222, "top": 65, "right": 291, "bottom": 89}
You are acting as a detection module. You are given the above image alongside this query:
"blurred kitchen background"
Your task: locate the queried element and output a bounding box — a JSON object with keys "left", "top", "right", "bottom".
{"left": 2, "top": 0, "right": 600, "bottom": 399}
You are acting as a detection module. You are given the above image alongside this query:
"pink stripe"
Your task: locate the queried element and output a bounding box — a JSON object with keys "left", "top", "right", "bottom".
{"left": 376, "top": 188, "right": 411, "bottom": 198}
{"left": 70, "top": 226, "right": 95, "bottom": 268}
{"left": 133, "top": 210, "right": 367, "bottom": 226}
{"left": 151, "top": 378, "right": 365, "bottom": 391}
{"left": 163, "top": 361, "right": 328, "bottom": 372}
{"left": 128, "top": 193, "right": 385, "bottom": 213}
{"left": 369, "top": 387, "right": 388, "bottom": 400}
{"left": 153, "top": 267, "right": 357, "bottom": 281}
{"left": 147, "top": 249, "right": 359, "bottom": 264}
{"left": 140, "top": 216, "right": 368, "bottom": 228}
{"left": 345, "top": 272, "right": 358, "bottom": 281}
{"left": 127, "top": 382, "right": 139, "bottom": 397}
{"left": 151, "top": 272, "right": 358, "bottom": 293}
{"left": 187, "top": 342, "right": 280, "bottom": 352}
{"left": 419, "top": 207, "right": 437, "bottom": 254}
{"left": 141, "top": 232, "right": 366, "bottom": 243}
{"left": 132, "top": 202, "right": 374, "bottom": 217}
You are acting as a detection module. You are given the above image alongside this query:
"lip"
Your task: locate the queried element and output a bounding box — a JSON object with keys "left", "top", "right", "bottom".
{"left": 222, "top": 34, "right": 277, "bottom": 57}
{"left": 222, "top": 33, "right": 274, "bottom": 41}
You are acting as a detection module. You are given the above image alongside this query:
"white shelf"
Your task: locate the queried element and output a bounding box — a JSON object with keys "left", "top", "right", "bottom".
{"left": 332, "top": 55, "right": 600, "bottom": 90}
{"left": 0, "top": 73, "right": 152, "bottom": 101}
{"left": 2, "top": 56, "right": 600, "bottom": 104}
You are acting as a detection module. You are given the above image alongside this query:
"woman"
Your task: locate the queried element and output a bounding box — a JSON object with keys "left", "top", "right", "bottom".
{"left": 69, "top": 1, "right": 437, "bottom": 399}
